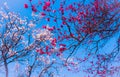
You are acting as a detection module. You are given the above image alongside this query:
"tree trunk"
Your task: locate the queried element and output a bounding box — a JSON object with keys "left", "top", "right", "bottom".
{"left": 4, "top": 61, "right": 8, "bottom": 77}
{"left": 2, "top": 53, "right": 8, "bottom": 77}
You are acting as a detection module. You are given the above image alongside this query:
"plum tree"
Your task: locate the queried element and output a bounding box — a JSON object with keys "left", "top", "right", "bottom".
{"left": 24, "top": 0, "right": 120, "bottom": 77}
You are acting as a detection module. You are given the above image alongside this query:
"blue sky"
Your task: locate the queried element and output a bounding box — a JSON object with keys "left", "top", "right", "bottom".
{"left": 0, "top": 0, "right": 85, "bottom": 77}
{"left": 0, "top": 0, "right": 119, "bottom": 77}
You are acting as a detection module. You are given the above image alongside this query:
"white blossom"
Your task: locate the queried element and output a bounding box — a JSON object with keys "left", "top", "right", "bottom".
{"left": 52, "top": 58, "right": 56, "bottom": 62}
{"left": 28, "top": 21, "right": 35, "bottom": 27}
{"left": 3, "top": 2, "right": 9, "bottom": 9}
{"left": 45, "top": 56, "right": 51, "bottom": 64}
{"left": 8, "top": 49, "right": 16, "bottom": 57}
{"left": 67, "top": 57, "right": 74, "bottom": 63}
{"left": 35, "top": 29, "right": 53, "bottom": 41}
{"left": 0, "top": 11, "right": 8, "bottom": 19}
{"left": 19, "top": 19, "right": 26, "bottom": 24}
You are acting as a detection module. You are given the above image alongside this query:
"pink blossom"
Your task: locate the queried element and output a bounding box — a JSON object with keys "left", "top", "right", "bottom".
{"left": 36, "top": 49, "right": 45, "bottom": 55}
{"left": 32, "top": 6, "right": 37, "bottom": 12}
{"left": 41, "top": 12, "right": 46, "bottom": 16}
{"left": 51, "top": 38, "right": 56, "bottom": 47}
{"left": 42, "top": 25, "right": 47, "bottom": 29}
{"left": 24, "top": 4, "right": 28, "bottom": 8}
{"left": 59, "top": 47, "right": 66, "bottom": 53}
{"left": 45, "top": 1, "right": 51, "bottom": 7}
{"left": 43, "top": 5, "right": 47, "bottom": 10}
{"left": 43, "top": 1, "right": 51, "bottom": 10}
